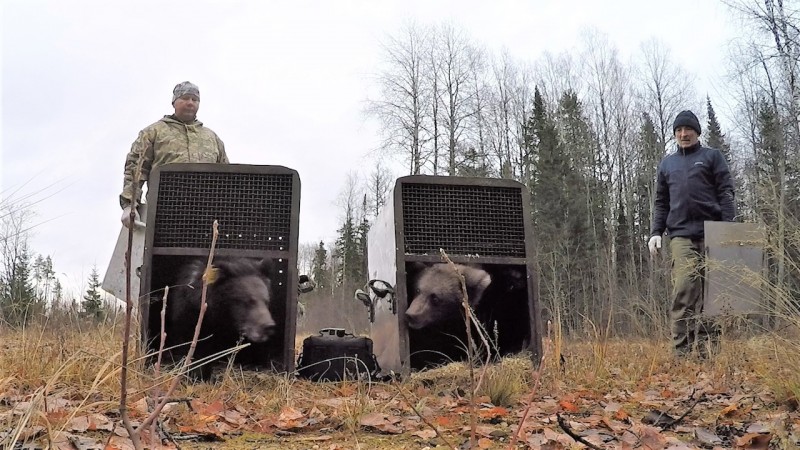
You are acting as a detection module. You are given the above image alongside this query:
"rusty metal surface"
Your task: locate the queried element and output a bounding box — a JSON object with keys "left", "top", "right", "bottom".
{"left": 140, "top": 163, "right": 301, "bottom": 373}
{"left": 703, "top": 221, "right": 765, "bottom": 317}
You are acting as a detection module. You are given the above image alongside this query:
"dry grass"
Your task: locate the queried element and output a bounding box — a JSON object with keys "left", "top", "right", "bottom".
{"left": 0, "top": 311, "right": 798, "bottom": 448}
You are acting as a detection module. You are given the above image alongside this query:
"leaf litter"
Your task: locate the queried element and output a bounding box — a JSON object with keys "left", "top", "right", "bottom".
{"left": 1, "top": 340, "right": 797, "bottom": 449}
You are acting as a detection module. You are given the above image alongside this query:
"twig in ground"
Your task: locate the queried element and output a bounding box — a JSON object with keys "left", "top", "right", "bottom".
{"left": 440, "top": 249, "right": 478, "bottom": 449}
{"left": 119, "top": 159, "right": 144, "bottom": 450}
{"left": 660, "top": 388, "right": 705, "bottom": 430}
{"left": 138, "top": 220, "right": 221, "bottom": 434}
{"left": 396, "top": 384, "right": 457, "bottom": 450}
{"left": 506, "top": 335, "right": 549, "bottom": 449}
{"left": 151, "top": 286, "right": 169, "bottom": 441}
{"left": 556, "top": 413, "right": 604, "bottom": 450}
{"left": 118, "top": 198, "right": 221, "bottom": 450}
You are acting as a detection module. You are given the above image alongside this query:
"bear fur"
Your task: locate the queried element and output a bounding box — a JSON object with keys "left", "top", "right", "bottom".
{"left": 404, "top": 262, "right": 531, "bottom": 369}
{"left": 165, "top": 257, "right": 277, "bottom": 379}
{"left": 405, "top": 263, "right": 491, "bottom": 330}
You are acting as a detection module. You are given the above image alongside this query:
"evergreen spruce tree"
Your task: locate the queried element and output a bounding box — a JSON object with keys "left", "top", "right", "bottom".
{"left": 311, "top": 241, "right": 329, "bottom": 290}
{"left": 334, "top": 207, "right": 361, "bottom": 285}
{"left": 529, "top": 87, "right": 568, "bottom": 240}
{"left": 705, "top": 96, "right": 732, "bottom": 163}
{"left": 53, "top": 279, "right": 64, "bottom": 304}
{"left": 1, "top": 244, "right": 37, "bottom": 326}
{"left": 457, "top": 147, "right": 492, "bottom": 177}
{"left": 82, "top": 266, "right": 103, "bottom": 320}
{"left": 356, "top": 195, "right": 371, "bottom": 283}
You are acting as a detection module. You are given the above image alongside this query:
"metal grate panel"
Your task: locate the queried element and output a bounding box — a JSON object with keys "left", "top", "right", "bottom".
{"left": 153, "top": 171, "right": 294, "bottom": 250}
{"left": 401, "top": 183, "right": 526, "bottom": 257}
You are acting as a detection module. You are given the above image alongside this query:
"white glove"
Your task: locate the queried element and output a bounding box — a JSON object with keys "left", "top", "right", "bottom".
{"left": 648, "top": 235, "right": 662, "bottom": 257}
{"left": 121, "top": 206, "right": 146, "bottom": 228}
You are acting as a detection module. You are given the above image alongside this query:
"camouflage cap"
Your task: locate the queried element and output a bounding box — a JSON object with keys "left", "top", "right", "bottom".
{"left": 172, "top": 81, "right": 200, "bottom": 103}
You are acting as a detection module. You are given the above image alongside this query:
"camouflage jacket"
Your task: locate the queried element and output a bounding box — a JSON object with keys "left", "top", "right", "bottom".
{"left": 119, "top": 115, "right": 229, "bottom": 208}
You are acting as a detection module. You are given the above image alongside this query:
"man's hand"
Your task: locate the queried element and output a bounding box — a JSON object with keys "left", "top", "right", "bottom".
{"left": 121, "top": 206, "right": 146, "bottom": 229}
{"left": 648, "top": 235, "right": 662, "bottom": 257}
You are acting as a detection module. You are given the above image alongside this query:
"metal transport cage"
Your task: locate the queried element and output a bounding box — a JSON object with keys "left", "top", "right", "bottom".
{"left": 364, "top": 175, "right": 542, "bottom": 376}
{"left": 140, "top": 163, "right": 301, "bottom": 373}
{"left": 703, "top": 221, "right": 766, "bottom": 322}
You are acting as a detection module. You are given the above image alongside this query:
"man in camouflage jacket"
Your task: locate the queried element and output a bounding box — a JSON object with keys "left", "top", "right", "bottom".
{"left": 119, "top": 81, "right": 229, "bottom": 227}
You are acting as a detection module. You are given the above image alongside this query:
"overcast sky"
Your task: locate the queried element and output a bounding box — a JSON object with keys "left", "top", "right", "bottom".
{"left": 2, "top": 0, "right": 739, "bottom": 296}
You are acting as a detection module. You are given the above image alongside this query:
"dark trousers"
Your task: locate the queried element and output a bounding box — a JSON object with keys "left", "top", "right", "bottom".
{"left": 669, "top": 237, "right": 717, "bottom": 355}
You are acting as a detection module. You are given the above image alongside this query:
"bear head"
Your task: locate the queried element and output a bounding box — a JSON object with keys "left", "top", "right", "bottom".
{"left": 405, "top": 263, "right": 491, "bottom": 330}
{"left": 208, "top": 258, "right": 277, "bottom": 343}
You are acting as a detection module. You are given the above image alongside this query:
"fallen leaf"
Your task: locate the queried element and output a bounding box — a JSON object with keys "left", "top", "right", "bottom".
{"left": 359, "top": 412, "right": 402, "bottom": 434}
{"left": 46, "top": 409, "right": 69, "bottom": 422}
{"left": 276, "top": 406, "right": 307, "bottom": 430}
{"left": 411, "top": 429, "right": 437, "bottom": 439}
{"left": 720, "top": 403, "right": 739, "bottom": 417}
{"left": 734, "top": 432, "right": 771, "bottom": 449}
{"left": 69, "top": 415, "right": 91, "bottom": 433}
{"left": 359, "top": 412, "right": 387, "bottom": 428}
{"left": 67, "top": 414, "right": 114, "bottom": 433}
{"left": 477, "top": 437, "right": 493, "bottom": 448}
{"left": 479, "top": 406, "right": 508, "bottom": 419}
{"left": 558, "top": 399, "right": 579, "bottom": 413}
{"left": 130, "top": 398, "right": 149, "bottom": 416}
{"left": 192, "top": 399, "right": 225, "bottom": 417}
{"left": 638, "top": 425, "right": 668, "bottom": 448}
{"left": 603, "top": 401, "right": 622, "bottom": 412}
{"left": 220, "top": 409, "right": 246, "bottom": 426}
{"left": 694, "top": 427, "right": 723, "bottom": 447}
{"left": 434, "top": 415, "right": 455, "bottom": 427}
{"left": 746, "top": 423, "right": 771, "bottom": 434}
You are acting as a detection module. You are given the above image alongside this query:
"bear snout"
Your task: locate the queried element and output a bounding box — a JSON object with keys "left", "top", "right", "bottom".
{"left": 241, "top": 321, "right": 276, "bottom": 343}
{"left": 239, "top": 309, "right": 277, "bottom": 343}
{"left": 405, "top": 312, "right": 424, "bottom": 330}
{"left": 405, "top": 299, "right": 428, "bottom": 329}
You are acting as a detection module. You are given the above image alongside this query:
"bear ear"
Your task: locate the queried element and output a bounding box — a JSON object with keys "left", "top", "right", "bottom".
{"left": 208, "top": 260, "right": 235, "bottom": 284}
{"left": 461, "top": 266, "right": 492, "bottom": 307}
{"left": 405, "top": 262, "right": 428, "bottom": 278}
{"left": 257, "top": 258, "right": 274, "bottom": 278}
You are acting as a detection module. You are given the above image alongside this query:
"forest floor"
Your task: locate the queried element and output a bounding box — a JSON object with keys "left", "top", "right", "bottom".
{"left": 0, "top": 321, "right": 798, "bottom": 449}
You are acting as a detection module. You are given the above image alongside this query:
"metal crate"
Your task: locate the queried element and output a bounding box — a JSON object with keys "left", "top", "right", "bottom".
{"left": 140, "top": 163, "right": 301, "bottom": 373}
{"left": 365, "top": 175, "right": 542, "bottom": 376}
{"left": 704, "top": 221, "right": 766, "bottom": 319}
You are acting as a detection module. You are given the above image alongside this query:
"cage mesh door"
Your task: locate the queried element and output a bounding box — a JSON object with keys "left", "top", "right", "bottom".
{"left": 401, "top": 183, "right": 526, "bottom": 257}
{"left": 152, "top": 172, "right": 294, "bottom": 250}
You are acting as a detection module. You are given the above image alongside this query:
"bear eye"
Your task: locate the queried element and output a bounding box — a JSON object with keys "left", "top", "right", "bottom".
{"left": 430, "top": 294, "right": 440, "bottom": 305}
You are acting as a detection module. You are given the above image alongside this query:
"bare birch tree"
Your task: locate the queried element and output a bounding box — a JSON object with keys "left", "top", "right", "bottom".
{"left": 367, "top": 21, "right": 433, "bottom": 175}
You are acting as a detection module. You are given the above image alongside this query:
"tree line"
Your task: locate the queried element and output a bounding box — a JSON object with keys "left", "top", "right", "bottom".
{"left": 4, "top": 1, "right": 798, "bottom": 339}
{"left": 303, "top": 1, "right": 800, "bottom": 337}
{"left": 0, "top": 200, "right": 113, "bottom": 326}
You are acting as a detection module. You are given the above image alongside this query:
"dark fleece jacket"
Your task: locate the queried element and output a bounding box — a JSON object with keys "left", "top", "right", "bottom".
{"left": 651, "top": 142, "right": 736, "bottom": 240}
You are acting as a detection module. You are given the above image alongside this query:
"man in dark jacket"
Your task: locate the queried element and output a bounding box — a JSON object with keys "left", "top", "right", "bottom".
{"left": 649, "top": 110, "right": 736, "bottom": 358}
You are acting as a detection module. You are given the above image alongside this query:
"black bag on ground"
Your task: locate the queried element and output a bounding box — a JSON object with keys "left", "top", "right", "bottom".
{"left": 296, "top": 328, "right": 380, "bottom": 382}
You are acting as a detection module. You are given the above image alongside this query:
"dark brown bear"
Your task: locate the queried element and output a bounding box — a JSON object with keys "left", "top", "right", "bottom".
{"left": 404, "top": 263, "right": 491, "bottom": 369}
{"left": 165, "top": 258, "right": 276, "bottom": 380}
{"left": 404, "top": 263, "right": 531, "bottom": 370}
{"left": 405, "top": 263, "right": 491, "bottom": 330}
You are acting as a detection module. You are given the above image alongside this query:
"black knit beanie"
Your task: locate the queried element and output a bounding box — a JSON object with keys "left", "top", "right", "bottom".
{"left": 673, "top": 110, "right": 701, "bottom": 135}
